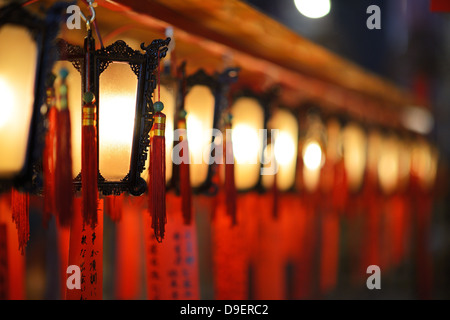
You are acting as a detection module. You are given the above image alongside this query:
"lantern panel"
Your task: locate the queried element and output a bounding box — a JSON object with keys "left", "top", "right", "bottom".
{"left": 98, "top": 62, "right": 138, "bottom": 181}
{"left": 184, "top": 85, "right": 215, "bottom": 188}
{"left": 0, "top": 25, "right": 37, "bottom": 178}
{"left": 261, "top": 109, "right": 299, "bottom": 191}
{"left": 231, "top": 96, "right": 265, "bottom": 191}
{"left": 378, "top": 134, "right": 400, "bottom": 195}
{"left": 411, "top": 139, "right": 439, "bottom": 191}
{"left": 343, "top": 122, "right": 367, "bottom": 193}
{"left": 302, "top": 140, "right": 323, "bottom": 192}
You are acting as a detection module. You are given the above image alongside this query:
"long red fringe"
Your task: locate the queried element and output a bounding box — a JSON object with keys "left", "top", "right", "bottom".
{"left": 43, "top": 106, "right": 57, "bottom": 227}
{"left": 82, "top": 94, "right": 98, "bottom": 229}
{"left": 148, "top": 111, "right": 166, "bottom": 242}
{"left": 11, "top": 189, "right": 29, "bottom": 254}
{"left": 55, "top": 108, "right": 74, "bottom": 227}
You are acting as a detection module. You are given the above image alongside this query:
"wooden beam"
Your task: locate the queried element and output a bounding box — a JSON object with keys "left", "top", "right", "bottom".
{"left": 30, "top": 0, "right": 422, "bottom": 128}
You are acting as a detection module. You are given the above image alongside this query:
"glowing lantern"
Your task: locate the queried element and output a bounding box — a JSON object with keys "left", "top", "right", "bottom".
{"left": 301, "top": 112, "right": 326, "bottom": 193}
{"left": 182, "top": 70, "right": 217, "bottom": 190}
{"left": 0, "top": 3, "right": 68, "bottom": 190}
{"left": 261, "top": 108, "right": 299, "bottom": 191}
{"left": 56, "top": 33, "right": 171, "bottom": 195}
{"left": 342, "top": 122, "right": 367, "bottom": 193}
{"left": 377, "top": 134, "right": 400, "bottom": 195}
{"left": 230, "top": 93, "right": 265, "bottom": 191}
{"left": 411, "top": 138, "right": 439, "bottom": 191}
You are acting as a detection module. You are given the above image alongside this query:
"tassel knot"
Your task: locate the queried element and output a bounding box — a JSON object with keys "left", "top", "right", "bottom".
{"left": 148, "top": 103, "right": 167, "bottom": 242}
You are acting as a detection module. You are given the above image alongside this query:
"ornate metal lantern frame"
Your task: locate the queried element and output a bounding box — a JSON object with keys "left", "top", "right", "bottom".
{"left": 180, "top": 67, "right": 238, "bottom": 195}
{"left": 0, "top": 2, "right": 69, "bottom": 193}
{"left": 56, "top": 29, "right": 171, "bottom": 196}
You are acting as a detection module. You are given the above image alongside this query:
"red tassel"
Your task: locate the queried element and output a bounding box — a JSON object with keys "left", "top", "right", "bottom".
{"left": 54, "top": 69, "right": 74, "bottom": 227}
{"left": 81, "top": 92, "right": 98, "bottom": 229}
{"left": 177, "top": 113, "right": 192, "bottom": 225}
{"left": 0, "top": 193, "right": 25, "bottom": 299}
{"left": 43, "top": 76, "right": 57, "bottom": 227}
{"left": 272, "top": 172, "right": 279, "bottom": 220}
{"left": 224, "top": 119, "right": 237, "bottom": 225}
{"left": 11, "top": 189, "right": 29, "bottom": 254}
{"left": 148, "top": 106, "right": 167, "bottom": 242}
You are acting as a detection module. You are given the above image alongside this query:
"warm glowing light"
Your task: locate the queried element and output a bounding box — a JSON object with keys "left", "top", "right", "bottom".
{"left": 303, "top": 141, "right": 323, "bottom": 170}
{"left": 99, "top": 62, "right": 137, "bottom": 180}
{"left": 411, "top": 139, "right": 439, "bottom": 191}
{"left": 0, "top": 25, "right": 37, "bottom": 177}
{"left": 343, "top": 123, "right": 367, "bottom": 192}
{"left": 161, "top": 84, "right": 175, "bottom": 183}
{"left": 100, "top": 95, "right": 136, "bottom": 146}
{"left": 268, "top": 109, "right": 299, "bottom": 191}
{"left": 294, "top": 0, "right": 331, "bottom": 19}
{"left": 0, "top": 77, "right": 14, "bottom": 128}
{"left": 230, "top": 96, "right": 264, "bottom": 191}
{"left": 184, "top": 84, "right": 215, "bottom": 188}
{"left": 274, "top": 131, "right": 296, "bottom": 166}
{"left": 232, "top": 124, "right": 260, "bottom": 164}
{"left": 186, "top": 114, "right": 205, "bottom": 163}
{"left": 378, "top": 135, "right": 399, "bottom": 195}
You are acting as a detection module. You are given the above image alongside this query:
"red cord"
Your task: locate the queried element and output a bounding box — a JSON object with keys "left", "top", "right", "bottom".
{"left": 22, "top": 0, "right": 39, "bottom": 6}
{"left": 157, "top": 50, "right": 161, "bottom": 102}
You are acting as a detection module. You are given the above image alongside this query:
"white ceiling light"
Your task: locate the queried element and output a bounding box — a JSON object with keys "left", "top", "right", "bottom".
{"left": 294, "top": 0, "right": 331, "bottom": 19}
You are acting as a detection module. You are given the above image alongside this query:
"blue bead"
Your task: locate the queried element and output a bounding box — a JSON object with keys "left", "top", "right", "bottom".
{"left": 154, "top": 101, "right": 164, "bottom": 112}
{"left": 59, "top": 68, "right": 69, "bottom": 80}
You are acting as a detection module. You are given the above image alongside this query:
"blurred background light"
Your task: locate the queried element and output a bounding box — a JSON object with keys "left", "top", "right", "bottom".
{"left": 294, "top": 0, "right": 331, "bottom": 19}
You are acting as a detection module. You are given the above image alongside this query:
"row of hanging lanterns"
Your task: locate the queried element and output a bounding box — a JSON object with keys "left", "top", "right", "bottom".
{"left": 0, "top": 0, "right": 439, "bottom": 229}
{"left": 0, "top": 0, "right": 440, "bottom": 300}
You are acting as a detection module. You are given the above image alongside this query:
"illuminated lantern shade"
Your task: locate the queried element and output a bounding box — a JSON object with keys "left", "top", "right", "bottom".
{"left": 173, "top": 67, "right": 237, "bottom": 195}
{"left": 262, "top": 108, "right": 299, "bottom": 191}
{"left": 56, "top": 33, "right": 171, "bottom": 196}
{"left": 301, "top": 112, "right": 326, "bottom": 193}
{"left": 411, "top": 138, "right": 439, "bottom": 191}
{"left": 377, "top": 134, "right": 400, "bottom": 195}
{"left": 0, "top": 3, "right": 68, "bottom": 191}
{"left": 182, "top": 69, "right": 217, "bottom": 190}
{"left": 230, "top": 91, "right": 266, "bottom": 191}
{"left": 342, "top": 122, "right": 367, "bottom": 193}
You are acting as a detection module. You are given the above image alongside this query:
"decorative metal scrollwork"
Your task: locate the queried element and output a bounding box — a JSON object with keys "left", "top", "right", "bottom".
{"left": 56, "top": 32, "right": 171, "bottom": 196}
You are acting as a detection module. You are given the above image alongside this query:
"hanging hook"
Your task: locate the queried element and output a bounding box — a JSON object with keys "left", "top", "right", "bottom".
{"left": 80, "top": 0, "right": 96, "bottom": 30}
